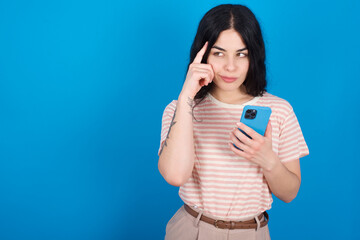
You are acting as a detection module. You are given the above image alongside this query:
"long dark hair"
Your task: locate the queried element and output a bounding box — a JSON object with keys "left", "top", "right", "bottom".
{"left": 189, "top": 4, "right": 267, "bottom": 107}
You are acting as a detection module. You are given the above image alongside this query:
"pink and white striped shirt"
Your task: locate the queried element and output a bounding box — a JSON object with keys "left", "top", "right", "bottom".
{"left": 159, "top": 92, "right": 309, "bottom": 221}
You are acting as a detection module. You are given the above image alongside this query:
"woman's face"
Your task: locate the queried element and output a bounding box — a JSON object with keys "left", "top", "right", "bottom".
{"left": 207, "top": 29, "right": 249, "bottom": 94}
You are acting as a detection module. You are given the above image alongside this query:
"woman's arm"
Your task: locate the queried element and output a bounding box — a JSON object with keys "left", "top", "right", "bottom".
{"left": 263, "top": 158, "right": 301, "bottom": 203}
{"left": 229, "top": 121, "right": 302, "bottom": 203}
{"left": 158, "top": 95, "right": 195, "bottom": 187}
{"left": 158, "top": 42, "right": 214, "bottom": 186}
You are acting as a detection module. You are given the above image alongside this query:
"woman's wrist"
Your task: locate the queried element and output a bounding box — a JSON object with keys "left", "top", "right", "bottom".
{"left": 178, "top": 92, "right": 195, "bottom": 106}
{"left": 263, "top": 152, "right": 281, "bottom": 173}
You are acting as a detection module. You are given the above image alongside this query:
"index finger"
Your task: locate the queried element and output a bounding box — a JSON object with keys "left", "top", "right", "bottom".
{"left": 236, "top": 122, "right": 262, "bottom": 141}
{"left": 193, "top": 41, "right": 208, "bottom": 64}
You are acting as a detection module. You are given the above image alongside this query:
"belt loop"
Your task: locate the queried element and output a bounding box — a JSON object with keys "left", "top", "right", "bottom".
{"left": 255, "top": 215, "right": 260, "bottom": 231}
{"left": 194, "top": 209, "right": 203, "bottom": 227}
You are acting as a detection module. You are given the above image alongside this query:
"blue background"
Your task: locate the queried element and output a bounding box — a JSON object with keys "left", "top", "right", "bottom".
{"left": 0, "top": 0, "right": 359, "bottom": 239}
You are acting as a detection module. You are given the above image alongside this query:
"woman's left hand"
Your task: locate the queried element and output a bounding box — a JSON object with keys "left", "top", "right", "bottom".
{"left": 229, "top": 121, "right": 280, "bottom": 171}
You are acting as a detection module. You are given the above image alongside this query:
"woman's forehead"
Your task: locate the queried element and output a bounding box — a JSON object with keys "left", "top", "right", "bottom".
{"left": 213, "top": 29, "right": 247, "bottom": 50}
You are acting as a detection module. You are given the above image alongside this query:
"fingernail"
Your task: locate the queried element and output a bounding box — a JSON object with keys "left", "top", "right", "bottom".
{"left": 236, "top": 122, "right": 241, "bottom": 126}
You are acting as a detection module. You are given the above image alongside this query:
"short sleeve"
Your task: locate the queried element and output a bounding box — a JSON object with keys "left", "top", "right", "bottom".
{"left": 158, "top": 100, "right": 177, "bottom": 156}
{"left": 278, "top": 107, "right": 309, "bottom": 162}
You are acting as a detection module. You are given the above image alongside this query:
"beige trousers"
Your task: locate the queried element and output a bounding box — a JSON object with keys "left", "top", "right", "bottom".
{"left": 165, "top": 205, "right": 271, "bottom": 240}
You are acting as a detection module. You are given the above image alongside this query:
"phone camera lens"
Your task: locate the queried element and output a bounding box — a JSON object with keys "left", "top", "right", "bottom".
{"left": 245, "top": 109, "right": 257, "bottom": 119}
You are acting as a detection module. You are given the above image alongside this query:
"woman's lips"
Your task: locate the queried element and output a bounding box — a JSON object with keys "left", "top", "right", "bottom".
{"left": 220, "top": 75, "right": 237, "bottom": 83}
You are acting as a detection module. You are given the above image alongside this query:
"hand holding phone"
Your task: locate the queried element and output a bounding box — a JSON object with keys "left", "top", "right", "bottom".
{"left": 233, "top": 105, "right": 272, "bottom": 150}
{"left": 230, "top": 105, "right": 280, "bottom": 172}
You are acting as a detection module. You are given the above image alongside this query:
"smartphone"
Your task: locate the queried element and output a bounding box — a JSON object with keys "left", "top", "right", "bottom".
{"left": 240, "top": 105, "right": 272, "bottom": 136}
{"left": 233, "top": 105, "right": 272, "bottom": 150}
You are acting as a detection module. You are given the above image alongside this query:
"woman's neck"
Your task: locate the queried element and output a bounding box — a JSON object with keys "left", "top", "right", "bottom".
{"left": 209, "top": 85, "right": 254, "bottom": 105}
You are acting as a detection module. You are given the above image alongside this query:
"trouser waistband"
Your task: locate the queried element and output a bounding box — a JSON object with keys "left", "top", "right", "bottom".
{"left": 184, "top": 204, "right": 269, "bottom": 230}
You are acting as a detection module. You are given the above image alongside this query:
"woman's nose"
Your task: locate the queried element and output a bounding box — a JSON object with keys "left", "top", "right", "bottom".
{"left": 225, "top": 57, "right": 236, "bottom": 72}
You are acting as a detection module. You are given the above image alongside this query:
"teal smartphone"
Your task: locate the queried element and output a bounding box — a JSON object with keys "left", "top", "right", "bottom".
{"left": 240, "top": 105, "right": 272, "bottom": 136}
{"left": 233, "top": 105, "right": 272, "bottom": 150}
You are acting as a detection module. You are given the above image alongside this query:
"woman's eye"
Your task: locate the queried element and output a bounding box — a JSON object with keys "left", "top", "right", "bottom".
{"left": 213, "top": 52, "right": 224, "bottom": 57}
{"left": 238, "top": 52, "right": 248, "bottom": 58}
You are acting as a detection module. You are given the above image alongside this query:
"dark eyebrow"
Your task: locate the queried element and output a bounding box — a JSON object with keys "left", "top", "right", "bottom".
{"left": 212, "top": 45, "right": 248, "bottom": 52}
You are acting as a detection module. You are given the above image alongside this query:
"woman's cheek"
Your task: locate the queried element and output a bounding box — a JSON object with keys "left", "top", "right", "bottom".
{"left": 208, "top": 59, "right": 222, "bottom": 72}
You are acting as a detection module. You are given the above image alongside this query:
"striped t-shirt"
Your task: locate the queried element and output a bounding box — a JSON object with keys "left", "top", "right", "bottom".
{"left": 158, "top": 92, "right": 309, "bottom": 221}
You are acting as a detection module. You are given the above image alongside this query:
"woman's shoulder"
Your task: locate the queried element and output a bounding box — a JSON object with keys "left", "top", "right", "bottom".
{"left": 162, "top": 100, "right": 177, "bottom": 113}
{"left": 259, "top": 92, "right": 294, "bottom": 115}
{"left": 167, "top": 99, "right": 178, "bottom": 108}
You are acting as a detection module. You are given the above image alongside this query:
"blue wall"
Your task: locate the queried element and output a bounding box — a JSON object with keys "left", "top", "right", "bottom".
{"left": 0, "top": 0, "right": 359, "bottom": 239}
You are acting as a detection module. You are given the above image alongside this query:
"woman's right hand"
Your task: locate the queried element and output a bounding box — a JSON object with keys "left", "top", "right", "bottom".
{"left": 180, "top": 42, "right": 215, "bottom": 100}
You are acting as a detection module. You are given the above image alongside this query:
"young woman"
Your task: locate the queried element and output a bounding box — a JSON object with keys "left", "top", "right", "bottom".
{"left": 158, "top": 4, "right": 309, "bottom": 240}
